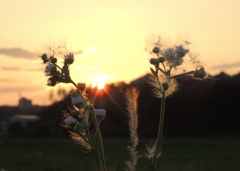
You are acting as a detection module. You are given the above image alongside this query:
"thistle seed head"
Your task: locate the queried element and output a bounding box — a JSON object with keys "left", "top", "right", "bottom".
{"left": 45, "top": 63, "right": 57, "bottom": 76}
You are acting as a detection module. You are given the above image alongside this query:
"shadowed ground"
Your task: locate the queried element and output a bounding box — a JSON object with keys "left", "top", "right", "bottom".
{"left": 0, "top": 136, "right": 240, "bottom": 171}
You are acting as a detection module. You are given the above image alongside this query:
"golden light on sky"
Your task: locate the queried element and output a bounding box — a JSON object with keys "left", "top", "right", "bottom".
{"left": 0, "top": 0, "right": 240, "bottom": 106}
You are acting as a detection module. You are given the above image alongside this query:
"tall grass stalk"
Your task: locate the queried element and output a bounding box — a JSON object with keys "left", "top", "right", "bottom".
{"left": 125, "top": 88, "right": 139, "bottom": 171}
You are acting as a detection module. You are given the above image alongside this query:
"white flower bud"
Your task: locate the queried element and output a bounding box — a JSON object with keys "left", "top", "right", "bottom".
{"left": 94, "top": 109, "right": 106, "bottom": 119}
{"left": 64, "top": 116, "right": 76, "bottom": 125}
{"left": 72, "top": 96, "right": 84, "bottom": 108}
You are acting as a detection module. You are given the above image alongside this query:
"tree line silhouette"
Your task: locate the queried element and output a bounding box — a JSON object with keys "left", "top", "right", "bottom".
{"left": 1, "top": 72, "right": 240, "bottom": 138}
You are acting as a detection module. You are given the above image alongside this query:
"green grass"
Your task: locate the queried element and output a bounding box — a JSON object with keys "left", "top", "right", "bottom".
{"left": 0, "top": 137, "right": 240, "bottom": 171}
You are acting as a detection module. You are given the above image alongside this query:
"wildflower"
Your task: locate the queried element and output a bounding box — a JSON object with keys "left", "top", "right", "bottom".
{"left": 94, "top": 109, "right": 106, "bottom": 119}
{"left": 64, "top": 52, "right": 74, "bottom": 64}
{"left": 64, "top": 116, "right": 76, "bottom": 126}
{"left": 45, "top": 63, "right": 57, "bottom": 76}
{"left": 78, "top": 83, "right": 86, "bottom": 91}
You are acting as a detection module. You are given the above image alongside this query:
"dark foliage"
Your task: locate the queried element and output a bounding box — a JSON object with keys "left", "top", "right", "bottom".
{"left": 1, "top": 72, "right": 240, "bottom": 137}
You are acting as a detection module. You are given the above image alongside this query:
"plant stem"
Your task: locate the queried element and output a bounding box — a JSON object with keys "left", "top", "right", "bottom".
{"left": 152, "top": 91, "right": 166, "bottom": 170}
{"left": 169, "top": 70, "right": 195, "bottom": 79}
{"left": 91, "top": 110, "right": 107, "bottom": 171}
{"left": 71, "top": 79, "right": 107, "bottom": 170}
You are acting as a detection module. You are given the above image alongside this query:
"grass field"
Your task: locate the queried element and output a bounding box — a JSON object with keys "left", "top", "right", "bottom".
{"left": 0, "top": 136, "right": 240, "bottom": 171}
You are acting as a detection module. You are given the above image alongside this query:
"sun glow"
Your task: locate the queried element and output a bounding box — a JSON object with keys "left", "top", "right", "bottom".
{"left": 92, "top": 77, "right": 105, "bottom": 89}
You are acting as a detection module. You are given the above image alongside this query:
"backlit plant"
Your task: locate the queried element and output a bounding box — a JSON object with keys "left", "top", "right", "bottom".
{"left": 145, "top": 37, "right": 206, "bottom": 170}
{"left": 39, "top": 36, "right": 206, "bottom": 171}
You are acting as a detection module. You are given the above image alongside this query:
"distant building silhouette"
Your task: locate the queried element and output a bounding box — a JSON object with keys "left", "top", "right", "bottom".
{"left": 18, "top": 97, "right": 32, "bottom": 113}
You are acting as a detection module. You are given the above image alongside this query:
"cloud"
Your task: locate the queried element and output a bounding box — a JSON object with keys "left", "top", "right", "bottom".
{"left": 0, "top": 66, "right": 43, "bottom": 72}
{"left": 0, "top": 48, "right": 36, "bottom": 59}
{"left": 0, "top": 86, "right": 44, "bottom": 93}
{"left": 1, "top": 66, "right": 21, "bottom": 71}
{"left": 0, "top": 78, "right": 21, "bottom": 82}
{"left": 211, "top": 62, "right": 240, "bottom": 69}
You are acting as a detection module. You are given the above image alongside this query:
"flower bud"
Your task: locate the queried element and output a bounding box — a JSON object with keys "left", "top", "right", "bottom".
{"left": 150, "top": 58, "right": 158, "bottom": 65}
{"left": 64, "top": 116, "right": 76, "bottom": 126}
{"left": 50, "top": 56, "right": 57, "bottom": 63}
{"left": 194, "top": 67, "right": 206, "bottom": 79}
{"left": 152, "top": 46, "right": 160, "bottom": 53}
{"left": 72, "top": 96, "right": 84, "bottom": 108}
{"left": 41, "top": 53, "right": 48, "bottom": 63}
{"left": 157, "top": 57, "right": 165, "bottom": 63}
{"left": 64, "top": 53, "right": 74, "bottom": 64}
{"left": 94, "top": 109, "right": 106, "bottom": 119}
{"left": 78, "top": 83, "right": 86, "bottom": 91}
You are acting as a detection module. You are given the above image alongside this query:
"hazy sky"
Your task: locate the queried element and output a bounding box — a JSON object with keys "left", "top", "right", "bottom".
{"left": 1, "top": 0, "right": 240, "bottom": 106}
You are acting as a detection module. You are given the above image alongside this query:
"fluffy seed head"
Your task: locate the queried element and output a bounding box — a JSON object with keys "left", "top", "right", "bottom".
{"left": 45, "top": 63, "right": 57, "bottom": 76}
{"left": 175, "top": 45, "right": 189, "bottom": 58}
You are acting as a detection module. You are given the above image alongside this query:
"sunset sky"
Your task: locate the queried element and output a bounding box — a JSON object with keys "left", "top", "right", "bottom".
{"left": 1, "top": 0, "right": 240, "bottom": 106}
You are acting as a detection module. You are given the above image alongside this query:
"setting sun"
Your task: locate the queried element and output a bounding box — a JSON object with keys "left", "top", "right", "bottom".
{"left": 92, "top": 77, "right": 105, "bottom": 89}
